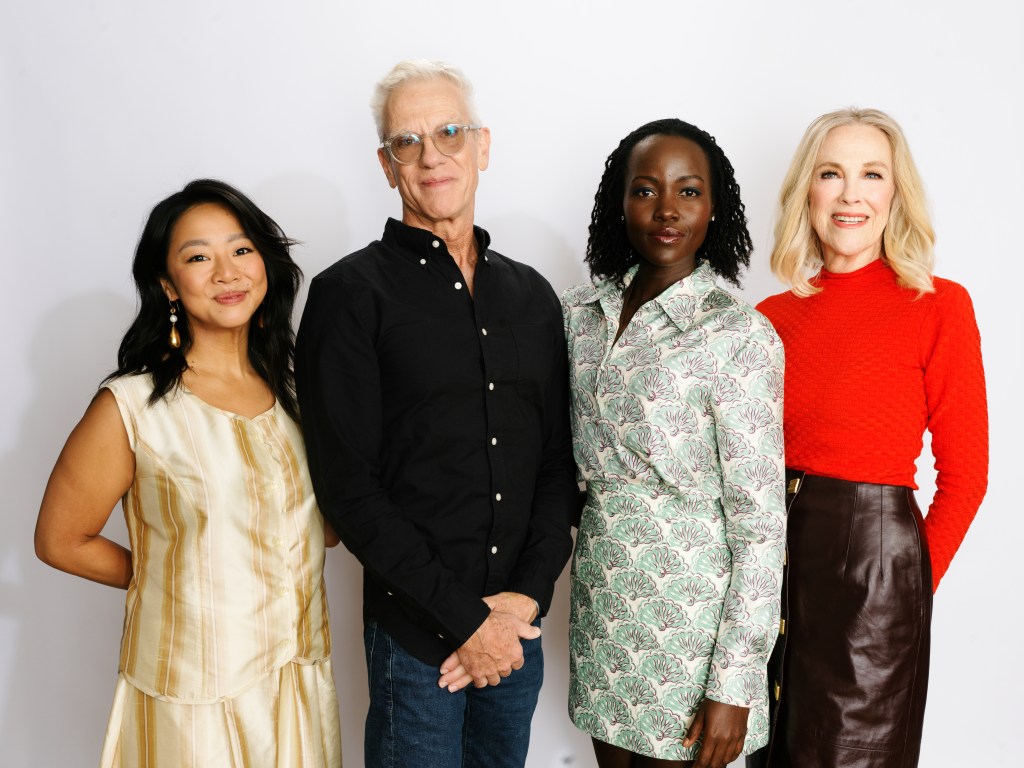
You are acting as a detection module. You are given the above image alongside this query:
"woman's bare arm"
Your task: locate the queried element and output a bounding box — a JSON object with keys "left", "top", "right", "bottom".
{"left": 35, "top": 389, "right": 135, "bottom": 588}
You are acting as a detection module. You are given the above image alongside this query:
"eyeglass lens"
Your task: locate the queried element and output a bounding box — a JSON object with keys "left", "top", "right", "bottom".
{"left": 389, "top": 124, "right": 470, "bottom": 163}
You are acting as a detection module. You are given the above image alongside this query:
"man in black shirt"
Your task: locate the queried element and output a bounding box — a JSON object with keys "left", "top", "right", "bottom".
{"left": 296, "top": 59, "right": 577, "bottom": 767}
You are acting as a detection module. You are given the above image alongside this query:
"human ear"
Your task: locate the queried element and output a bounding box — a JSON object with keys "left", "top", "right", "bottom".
{"left": 476, "top": 127, "right": 491, "bottom": 172}
{"left": 160, "top": 278, "right": 179, "bottom": 302}
{"left": 377, "top": 148, "right": 398, "bottom": 189}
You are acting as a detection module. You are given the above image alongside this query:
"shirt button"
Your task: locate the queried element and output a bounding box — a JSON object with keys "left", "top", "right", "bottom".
{"left": 495, "top": 493, "right": 502, "bottom": 501}
{"left": 455, "top": 282, "right": 463, "bottom": 290}
{"left": 419, "top": 258, "right": 427, "bottom": 265}
{"left": 491, "top": 437, "right": 497, "bottom": 446}
{"left": 387, "top": 591, "right": 393, "bottom": 596}
{"left": 491, "top": 546, "right": 498, "bottom": 554}
{"left": 481, "top": 328, "right": 488, "bottom": 336}
{"left": 437, "top": 633, "right": 444, "bottom": 639}
{"left": 488, "top": 382, "right": 494, "bottom": 391}
{"left": 432, "top": 240, "right": 440, "bottom": 248}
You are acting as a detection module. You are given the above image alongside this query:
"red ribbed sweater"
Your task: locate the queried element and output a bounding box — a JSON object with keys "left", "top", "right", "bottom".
{"left": 757, "top": 259, "right": 988, "bottom": 591}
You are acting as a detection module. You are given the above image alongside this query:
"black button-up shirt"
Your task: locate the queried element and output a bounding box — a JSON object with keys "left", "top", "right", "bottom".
{"left": 296, "top": 218, "right": 577, "bottom": 664}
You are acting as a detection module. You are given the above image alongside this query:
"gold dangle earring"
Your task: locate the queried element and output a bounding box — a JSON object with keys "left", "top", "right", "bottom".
{"left": 168, "top": 301, "right": 181, "bottom": 348}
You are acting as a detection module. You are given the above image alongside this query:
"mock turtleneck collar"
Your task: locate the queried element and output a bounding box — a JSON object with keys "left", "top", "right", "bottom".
{"left": 819, "top": 257, "right": 889, "bottom": 281}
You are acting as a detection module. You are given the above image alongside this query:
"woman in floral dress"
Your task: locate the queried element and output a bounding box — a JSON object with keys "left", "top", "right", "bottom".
{"left": 563, "top": 119, "right": 785, "bottom": 768}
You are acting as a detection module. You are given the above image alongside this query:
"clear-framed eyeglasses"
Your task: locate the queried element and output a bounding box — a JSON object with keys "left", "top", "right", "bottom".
{"left": 381, "top": 123, "right": 482, "bottom": 165}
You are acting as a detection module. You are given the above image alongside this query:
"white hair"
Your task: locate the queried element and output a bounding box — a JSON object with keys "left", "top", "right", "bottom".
{"left": 370, "top": 59, "right": 481, "bottom": 141}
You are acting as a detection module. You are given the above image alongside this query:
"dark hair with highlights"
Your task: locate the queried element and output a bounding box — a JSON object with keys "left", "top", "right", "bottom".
{"left": 107, "top": 179, "right": 303, "bottom": 420}
{"left": 585, "top": 118, "right": 753, "bottom": 286}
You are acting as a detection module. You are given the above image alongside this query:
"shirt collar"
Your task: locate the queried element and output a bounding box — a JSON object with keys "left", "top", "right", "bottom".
{"left": 381, "top": 217, "right": 492, "bottom": 264}
{"left": 568, "top": 261, "right": 718, "bottom": 315}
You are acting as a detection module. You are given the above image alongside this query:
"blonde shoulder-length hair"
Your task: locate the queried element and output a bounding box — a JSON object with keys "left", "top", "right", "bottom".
{"left": 771, "top": 108, "right": 935, "bottom": 296}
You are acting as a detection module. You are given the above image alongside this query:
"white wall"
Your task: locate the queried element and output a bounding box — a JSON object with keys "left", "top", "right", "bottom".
{"left": 2, "top": 2, "right": 1021, "bottom": 766}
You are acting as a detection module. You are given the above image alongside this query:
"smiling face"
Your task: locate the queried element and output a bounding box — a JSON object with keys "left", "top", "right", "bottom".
{"left": 160, "top": 202, "right": 267, "bottom": 338}
{"left": 377, "top": 77, "right": 490, "bottom": 233}
{"left": 623, "top": 134, "right": 713, "bottom": 280}
{"left": 808, "top": 123, "right": 896, "bottom": 271}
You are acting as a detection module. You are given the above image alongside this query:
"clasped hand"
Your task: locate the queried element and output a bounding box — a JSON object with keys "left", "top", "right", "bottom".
{"left": 436, "top": 592, "right": 539, "bottom": 692}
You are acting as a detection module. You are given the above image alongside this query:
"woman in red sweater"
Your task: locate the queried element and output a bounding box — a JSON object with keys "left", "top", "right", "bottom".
{"left": 750, "top": 109, "right": 988, "bottom": 768}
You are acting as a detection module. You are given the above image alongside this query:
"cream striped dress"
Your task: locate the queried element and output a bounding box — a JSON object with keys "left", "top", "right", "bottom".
{"left": 99, "top": 374, "right": 340, "bottom": 767}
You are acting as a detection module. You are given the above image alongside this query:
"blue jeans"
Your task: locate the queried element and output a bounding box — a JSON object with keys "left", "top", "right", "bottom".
{"left": 363, "top": 620, "right": 543, "bottom": 768}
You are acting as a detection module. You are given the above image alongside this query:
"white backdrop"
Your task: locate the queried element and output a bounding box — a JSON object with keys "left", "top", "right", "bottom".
{"left": 2, "top": 2, "right": 1021, "bottom": 766}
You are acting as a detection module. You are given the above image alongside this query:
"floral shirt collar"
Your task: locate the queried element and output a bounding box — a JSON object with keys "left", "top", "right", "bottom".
{"left": 564, "top": 261, "right": 719, "bottom": 333}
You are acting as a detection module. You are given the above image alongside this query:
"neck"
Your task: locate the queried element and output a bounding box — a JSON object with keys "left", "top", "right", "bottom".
{"left": 402, "top": 211, "right": 478, "bottom": 270}
{"left": 184, "top": 328, "right": 256, "bottom": 382}
{"left": 822, "top": 250, "right": 882, "bottom": 274}
{"left": 440, "top": 227, "right": 478, "bottom": 272}
{"left": 629, "top": 259, "right": 698, "bottom": 305}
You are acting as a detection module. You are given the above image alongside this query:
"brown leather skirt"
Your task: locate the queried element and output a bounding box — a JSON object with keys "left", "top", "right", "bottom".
{"left": 749, "top": 470, "right": 932, "bottom": 768}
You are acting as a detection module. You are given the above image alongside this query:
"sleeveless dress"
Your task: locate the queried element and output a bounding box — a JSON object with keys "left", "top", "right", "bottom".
{"left": 98, "top": 374, "right": 341, "bottom": 767}
{"left": 563, "top": 263, "right": 786, "bottom": 760}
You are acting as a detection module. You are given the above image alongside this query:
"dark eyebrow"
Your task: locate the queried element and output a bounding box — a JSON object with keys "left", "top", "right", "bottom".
{"left": 630, "top": 174, "right": 705, "bottom": 184}
{"left": 175, "top": 233, "right": 248, "bottom": 254}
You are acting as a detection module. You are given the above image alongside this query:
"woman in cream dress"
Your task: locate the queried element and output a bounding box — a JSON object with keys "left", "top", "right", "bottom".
{"left": 35, "top": 179, "right": 341, "bottom": 767}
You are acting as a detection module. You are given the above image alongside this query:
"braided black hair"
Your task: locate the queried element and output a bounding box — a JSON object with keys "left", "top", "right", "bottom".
{"left": 585, "top": 118, "right": 752, "bottom": 287}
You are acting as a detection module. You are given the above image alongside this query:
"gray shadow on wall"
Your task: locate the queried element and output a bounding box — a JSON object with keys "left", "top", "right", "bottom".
{"left": 483, "top": 213, "right": 589, "bottom": 295}
{"left": 0, "top": 291, "right": 133, "bottom": 768}
{"left": 250, "top": 172, "right": 357, "bottom": 309}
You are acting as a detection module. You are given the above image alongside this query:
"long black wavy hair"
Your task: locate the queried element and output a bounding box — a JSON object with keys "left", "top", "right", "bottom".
{"left": 585, "top": 118, "right": 753, "bottom": 287}
{"left": 107, "top": 179, "right": 303, "bottom": 421}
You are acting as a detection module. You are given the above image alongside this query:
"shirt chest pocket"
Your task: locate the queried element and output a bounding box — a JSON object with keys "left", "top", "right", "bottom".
{"left": 510, "top": 322, "right": 555, "bottom": 396}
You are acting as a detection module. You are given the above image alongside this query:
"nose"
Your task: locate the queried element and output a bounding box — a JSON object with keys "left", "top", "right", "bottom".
{"left": 654, "top": 197, "right": 680, "bottom": 221}
{"left": 418, "top": 134, "right": 445, "bottom": 167}
{"left": 840, "top": 177, "right": 861, "bottom": 204}
{"left": 213, "top": 255, "right": 240, "bottom": 282}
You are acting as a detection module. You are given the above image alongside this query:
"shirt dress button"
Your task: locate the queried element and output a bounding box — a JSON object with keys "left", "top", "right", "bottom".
{"left": 455, "top": 282, "right": 463, "bottom": 290}
{"left": 432, "top": 240, "right": 440, "bottom": 248}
